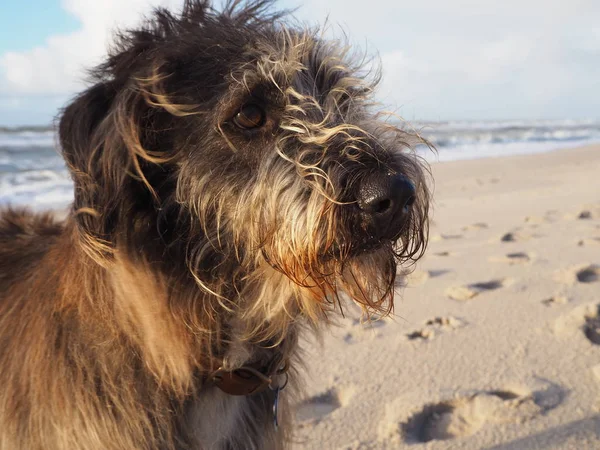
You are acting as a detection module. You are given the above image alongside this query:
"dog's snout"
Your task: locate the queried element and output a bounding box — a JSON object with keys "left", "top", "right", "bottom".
{"left": 357, "top": 174, "right": 416, "bottom": 216}
{"left": 356, "top": 174, "right": 415, "bottom": 238}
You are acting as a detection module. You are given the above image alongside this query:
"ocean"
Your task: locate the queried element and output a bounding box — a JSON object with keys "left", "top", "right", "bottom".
{"left": 1, "top": 119, "right": 599, "bottom": 211}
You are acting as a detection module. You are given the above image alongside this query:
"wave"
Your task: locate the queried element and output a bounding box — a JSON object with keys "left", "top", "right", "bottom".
{"left": 0, "top": 130, "right": 56, "bottom": 148}
{"left": 1, "top": 119, "right": 599, "bottom": 209}
{"left": 411, "top": 119, "right": 600, "bottom": 148}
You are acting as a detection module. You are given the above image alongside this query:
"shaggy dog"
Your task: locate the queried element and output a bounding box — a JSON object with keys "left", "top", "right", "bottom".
{"left": 0, "top": 1, "right": 430, "bottom": 449}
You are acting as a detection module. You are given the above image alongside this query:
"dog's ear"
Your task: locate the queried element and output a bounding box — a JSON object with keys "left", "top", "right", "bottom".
{"left": 59, "top": 82, "right": 123, "bottom": 257}
{"left": 59, "top": 68, "right": 178, "bottom": 256}
{"left": 59, "top": 59, "right": 200, "bottom": 260}
{"left": 59, "top": 82, "right": 113, "bottom": 167}
{"left": 59, "top": 82, "right": 116, "bottom": 202}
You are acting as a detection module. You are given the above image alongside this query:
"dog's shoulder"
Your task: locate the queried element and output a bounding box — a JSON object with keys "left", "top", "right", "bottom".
{"left": 0, "top": 207, "right": 65, "bottom": 292}
{"left": 0, "top": 207, "right": 63, "bottom": 238}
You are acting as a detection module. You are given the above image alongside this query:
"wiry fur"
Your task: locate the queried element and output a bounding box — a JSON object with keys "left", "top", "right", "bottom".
{"left": 0, "top": 1, "right": 430, "bottom": 449}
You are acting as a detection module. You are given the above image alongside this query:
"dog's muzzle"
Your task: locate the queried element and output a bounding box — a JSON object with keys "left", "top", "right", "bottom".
{"left": 355, "top": 173, "right": 416, "bottom": 241}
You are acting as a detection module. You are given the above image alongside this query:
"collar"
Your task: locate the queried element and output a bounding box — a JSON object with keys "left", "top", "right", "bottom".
{"left": 209, "top": 356, "right": 289, "bottom": 396}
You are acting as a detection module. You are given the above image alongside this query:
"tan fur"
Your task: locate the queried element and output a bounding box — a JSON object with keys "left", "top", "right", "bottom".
{"left": 0, "top": 213, "right": 298, "bottom": 449}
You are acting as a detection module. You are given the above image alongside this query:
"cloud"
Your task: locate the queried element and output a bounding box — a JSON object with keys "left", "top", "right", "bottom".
{"left": 357, "top": 0, "right": 600, "bottom": 119}
{"left": 1, "top": 0, "right": 599, "bottom": 124}
{"left": 0, "top": 0, "right": 182, "bottom": 95}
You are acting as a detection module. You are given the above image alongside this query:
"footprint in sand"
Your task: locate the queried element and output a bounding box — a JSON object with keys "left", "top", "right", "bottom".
{"left": 490, "top": 252, "right": 533, "bottom": 265}
{"left": 541, "top": 295, "right": 568, "bottom": 307}
{"left": 555, "top": 264, "right": 600, "bottom": 285}
{"left": 405, "top": 269, "right": 451, "bottom": 287}
{"left": 351, "top": 315, "right": 387, "bottom": 329}
{"left": 405, "top": 329, "right": 434, "bottom": 341}
{"left": 524, "top": 215, "right": 550, "bottom": 225}
{"left": 429, "top": 269, "right": 451, "bottom": 277}
{"left": 405, "top": 316, "right": 466, "bottom": 341}
{"left": 295, "top": 386, "right": 355, "bottom": 424}
{"left": 563, "top": 206, "right": 600, "bottom": 221}
{"left": 405, "top": 270, "right": 430, "bottom": 287}
{"left": 577, "top": 237, "right": 600, "bottom": 247}
{"left": 430, "top": 233, "right": 464, "bottom": 242}
{"left": 577, "top": 204, "right": 600, "bottom": 219}
{"left": 583, "top": 305, "right": 600, "bottom": 345}
{"left": 445, "top": 279, "right": 509, "bottom": 301}
{"left": 577, "top": 265, "right": 600, "bottom": 283}
{"left": 499, "top": 231, "right": 533, "bottom": 242}
{"left": 578, "top": 237, "right": 600, "bottom": 246}
{"left": 344, "top": 316, "right": 387, "bottom": 343}
{"left": 554, "top": 303, "right": 600, "bottom": 345}
{"left": 433, "top": 251, "right": 455, "bottom": 257}
{"left": 462, "top": 222, "right": 489, "bottom": 232}
{"left": 400, "top": 383, "right": 564, "bottom": 443}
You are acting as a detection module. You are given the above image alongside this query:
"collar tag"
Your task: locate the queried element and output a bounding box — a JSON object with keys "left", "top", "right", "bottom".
{"left": 269, "top": 370, "right": 289, "bottom": 430}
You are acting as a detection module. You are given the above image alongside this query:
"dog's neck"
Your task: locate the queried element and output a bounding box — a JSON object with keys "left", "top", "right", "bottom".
{"left": 63, "top": 219, "right": 301, "bottom": 391}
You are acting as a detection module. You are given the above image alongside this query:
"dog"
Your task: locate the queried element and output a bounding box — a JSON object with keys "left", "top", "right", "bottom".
{"left": 0, "top": 1, "right": 430, "bottom": 449}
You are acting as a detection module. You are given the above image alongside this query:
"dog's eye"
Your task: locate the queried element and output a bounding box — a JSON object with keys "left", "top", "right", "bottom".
{"left": 233, "top": 104, "right": 266, "bottom": 130}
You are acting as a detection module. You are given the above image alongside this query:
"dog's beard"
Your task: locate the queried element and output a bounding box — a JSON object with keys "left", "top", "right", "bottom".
{"left": 337, "top": 242, "right": 398, "bottom": 313}
{"left": 256, "top": 214, "right": 401, "bottom": 319}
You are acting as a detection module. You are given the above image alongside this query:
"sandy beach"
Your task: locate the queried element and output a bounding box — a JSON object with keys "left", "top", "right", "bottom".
{"left": 293, "top": 144, "right": 600, "bottom": 449}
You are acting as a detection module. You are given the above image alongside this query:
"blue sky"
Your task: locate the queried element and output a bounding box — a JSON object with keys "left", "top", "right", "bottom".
{"left": 0, "top": 0, "right": 599, "bottom": 126}
{"left": 0, "top": 1, "right": 79, "bottom": 54}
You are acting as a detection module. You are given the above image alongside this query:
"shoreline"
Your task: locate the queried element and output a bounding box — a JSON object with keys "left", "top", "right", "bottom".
{"left": 422, "top": 140, "right": 600, "bottom": 164}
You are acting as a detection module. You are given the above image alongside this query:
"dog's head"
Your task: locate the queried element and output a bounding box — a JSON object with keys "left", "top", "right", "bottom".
{"left": 59, "top": 0, "right": 430, "bottom": 325}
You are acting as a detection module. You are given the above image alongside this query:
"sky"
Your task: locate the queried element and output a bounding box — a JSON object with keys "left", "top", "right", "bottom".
{"left": 0, "top": 0, "right": 599, "bottom": 126}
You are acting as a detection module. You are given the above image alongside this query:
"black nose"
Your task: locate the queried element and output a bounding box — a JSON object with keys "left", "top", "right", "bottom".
{"left": 356, "top": 174, "right": 416, "bottom": 239}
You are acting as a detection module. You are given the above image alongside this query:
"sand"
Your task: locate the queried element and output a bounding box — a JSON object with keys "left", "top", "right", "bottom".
{"left": 292, "top": 145, "right": 600, "bottom": 449}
